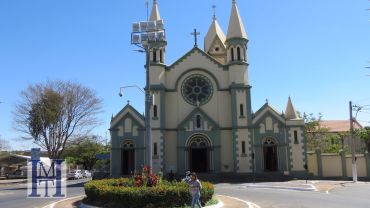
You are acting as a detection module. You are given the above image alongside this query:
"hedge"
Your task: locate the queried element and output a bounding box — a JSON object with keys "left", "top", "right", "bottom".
{"left": 84, "top": 178, "right": 214, "bottom": 208}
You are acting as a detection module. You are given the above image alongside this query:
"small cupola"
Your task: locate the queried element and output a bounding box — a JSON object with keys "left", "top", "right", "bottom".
{"left": 204, "top": 9, "right": 227, "bottom": 64}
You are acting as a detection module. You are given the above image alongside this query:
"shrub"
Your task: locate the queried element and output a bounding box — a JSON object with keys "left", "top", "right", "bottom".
{"left": 84, "top": 178, "right": 214, "bottom": 208}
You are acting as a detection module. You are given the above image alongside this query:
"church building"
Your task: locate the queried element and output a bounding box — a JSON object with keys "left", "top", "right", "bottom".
{"left": 110, "top": 0, "right": 306, "bottom": 177}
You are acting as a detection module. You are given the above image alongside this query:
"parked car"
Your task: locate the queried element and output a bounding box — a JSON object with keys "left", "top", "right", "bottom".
{"left": 82, "top": 170, "right": 92, "bottom": 178}
{"left": 6, "top": 169, "right": 27, "bottom": 179}
{"left": 67, "top": 170, "right": 83, "bottom": 180}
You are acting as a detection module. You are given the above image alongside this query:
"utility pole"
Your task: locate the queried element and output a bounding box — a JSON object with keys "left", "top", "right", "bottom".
{"left": 349, "top": 101, "right": 358, "bottom": 182}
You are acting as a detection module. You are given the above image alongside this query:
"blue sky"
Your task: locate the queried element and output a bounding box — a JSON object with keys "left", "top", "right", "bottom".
{"left": 0, "top": 0, "right": 369, "bottom": 150}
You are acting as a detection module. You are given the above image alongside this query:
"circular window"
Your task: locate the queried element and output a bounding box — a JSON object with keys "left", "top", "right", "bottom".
{"left": 181, "top": 74, "right": 213, "bottom": 106}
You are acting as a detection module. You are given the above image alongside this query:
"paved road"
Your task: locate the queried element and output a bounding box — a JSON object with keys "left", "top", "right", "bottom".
{"left": 215, "top": 181, "right": 370, "bottom": 208}
{"left": 0, "top": 178, "right": 90, "bottom": 208}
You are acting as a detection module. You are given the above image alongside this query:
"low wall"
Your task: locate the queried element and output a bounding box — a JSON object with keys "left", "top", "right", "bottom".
{"left": 307, "top": 149, "right": 370, "bottom": 179}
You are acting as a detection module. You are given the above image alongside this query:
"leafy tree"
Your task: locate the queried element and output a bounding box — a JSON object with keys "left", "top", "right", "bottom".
{"left": 356, "top": 126, "right": 370, "bottom": 153}
{"left": 303, "top": 113, "right": 350, "bottom": 153}
{"left": 13, "top": 80, "right": 103, "bottom": 159}
{"left": 303, "top": 113, "right": 328, "bottom": 151}
{"left": 62, "top": 135, "right": 108, "bottom": 170}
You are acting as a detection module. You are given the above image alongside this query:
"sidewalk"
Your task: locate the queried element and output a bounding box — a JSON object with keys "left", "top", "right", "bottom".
{"left": 49, "top": 195, "right": 250, "bottom": 208}
{"left": 0, "top": 178, "right": 27, "bottom": 184}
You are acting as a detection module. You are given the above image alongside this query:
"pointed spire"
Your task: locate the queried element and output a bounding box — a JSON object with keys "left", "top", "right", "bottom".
{"left": 150, "top": 0, "right": 161, "bottom": 21}
{"left": 285, "top": 97, "right": 299, "bottom": 120}
{"left": 204, "top": 5, "right": 226, "bottom": 53}
{"left": 227, "top": 0, "right": 248, "bottom": 40}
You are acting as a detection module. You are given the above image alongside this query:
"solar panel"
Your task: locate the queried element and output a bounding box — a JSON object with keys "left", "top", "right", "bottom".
{"left": 148, "top": 32, "right": 156, "bottom": 41}
{"left": 147, "top": 21, "right": 156, "bottom": 32}
{"left": 132, "top": 34, "right": 141, "bottom": 44}
{"left": 157, "top": 31, "right": 165, "bottom": 41}
{"left": 156, "top": 20, "right": 164, "bottom": 30}
{"left": 140, "top": 22, "right": 148, "bottom": 32}
{"left": 132, "top": 23, "right": 140, "bottom": 33}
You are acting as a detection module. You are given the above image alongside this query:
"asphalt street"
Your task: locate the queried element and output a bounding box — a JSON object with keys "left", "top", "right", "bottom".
{"left": 0, "top": 178, "right": 89, "bottom": 208}
{"left": 216, "top": 181, "right": 370, "bottom": 208}
{"left": 1, "top": 179, "right": 370, "bottom": 208}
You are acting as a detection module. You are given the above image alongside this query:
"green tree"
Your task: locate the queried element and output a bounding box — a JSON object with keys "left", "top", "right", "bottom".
{"left": 62, "top": 135, "right": 108, "bottom": 170}
{"left": 303, "top": 113, "right": 328, "bottom": 151}
{"left": 356, "top": 126, "right": 370, "bottom": 153}
{"left": 13, "top": 80, "right": 103, "bottom": 159}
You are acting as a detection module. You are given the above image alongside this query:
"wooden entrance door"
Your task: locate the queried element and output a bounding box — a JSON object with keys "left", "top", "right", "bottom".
{"left": 121, "top": 149, "right": 135, "bottom": 175}
{"left": 263, "top": 145, "right": 278, "bottom": 171}
{"left": 189, "top": 147, "right": 208, "bottom": 172}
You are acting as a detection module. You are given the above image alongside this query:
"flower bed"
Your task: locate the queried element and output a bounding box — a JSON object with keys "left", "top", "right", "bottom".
{"left": 84, "top": 178, "right": 214, "bottom": 208}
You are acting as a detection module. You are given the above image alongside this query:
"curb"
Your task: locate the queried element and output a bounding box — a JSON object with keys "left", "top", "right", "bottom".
{"left": 244, "top": 184, "right": 316, "bottom": 192}
{"left": 79, "top": 199, "right": 224, "bottom": 208}
{"left": 42, "top": 195, "right": 85, "bottom": 208}
{"left": 0, "top": 179, "right": 27, "bottom": 185}
{"left": 217, "top": 194, "right": 260, "bottom": 208}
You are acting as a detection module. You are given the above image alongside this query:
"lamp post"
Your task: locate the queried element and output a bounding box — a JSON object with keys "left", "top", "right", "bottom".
{"left": 131, "top": 19, "right": 165, "bottom": 171}
{"left": 118, "top": 85, "right": 145, "bottom": 97}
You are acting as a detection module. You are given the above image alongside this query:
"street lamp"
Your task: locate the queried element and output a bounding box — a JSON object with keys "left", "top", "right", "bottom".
{"left": 118, "top": 85, "right": 145, "bottom": 97}
{"left": 130, "top": 18, "right": 165, "bottom": 171}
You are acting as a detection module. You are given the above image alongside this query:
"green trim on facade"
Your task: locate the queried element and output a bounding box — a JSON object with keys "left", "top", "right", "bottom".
{"left": 166, "top": 47, "right": 226, "bottom": 70}
{"left": 178, "top": 107, "right": 219, "bottom": 129}
{"left": 225, "top": 37, "right": 248, "bottom": 47}
{"left": 173, "top": 68, "right": 222, "bottom": 91}
{"left": 230, "top": 88, "right": 238, "bottom": 172}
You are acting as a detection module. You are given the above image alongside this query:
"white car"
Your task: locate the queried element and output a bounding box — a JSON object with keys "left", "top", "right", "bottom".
{"left": 67, "top": 170, "right": 83, "bottom": 180}
{"left": 82, "top": 170, "right": 92, "bottom": 178}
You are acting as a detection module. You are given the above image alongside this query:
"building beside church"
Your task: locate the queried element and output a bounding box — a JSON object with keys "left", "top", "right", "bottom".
{"left": 110, "top": 0, "right": 306, "bottom": 177}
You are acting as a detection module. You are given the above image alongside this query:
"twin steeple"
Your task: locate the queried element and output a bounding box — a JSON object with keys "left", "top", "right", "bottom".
{"left": 204, "top": 0, "right": 248, "bottom": 64}
{"left": 226, "top": 0, "right": 248, "bottom": 40}
{"left": 148, "top": 0, "right": 247, "bottom": 65}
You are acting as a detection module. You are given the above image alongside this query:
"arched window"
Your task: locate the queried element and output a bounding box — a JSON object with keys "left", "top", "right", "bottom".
{"left": 153, "top": 105, "right": 158, "bottom": 118}
{"left": 240, "top": 104, "right": 244, "bottom": 116}
{"left": 153, "top": 50, "right": 157, "bottom": 62}
{"left": 196, "top": 115, "right": 201, "bottom": 128}
{"left": 231, "top": 48, "right": 235, "bottom": 61}
{"left": 294, "top": 130, "right": 298, "bottom": 144}
{"left": 153, "top": 142, "right": 158, "bottom": 155}
{"left": 159, "top": 49, "right": 163, "bottom": 63}
{"left": 241, "top": 141, "right": 246, "bottom": 154}
{"left": 122, "top": 140, "right": 134, "bottom": 149}
{"left": 237, "top": 47, "right": 241, "bottom": 60}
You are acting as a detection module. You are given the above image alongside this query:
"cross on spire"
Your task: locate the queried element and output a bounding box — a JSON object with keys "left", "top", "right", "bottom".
{"left": 191, "top": 29, "right": 200, "bottom": 47}
{"left": 212, "top": 4, "right": 217, "bottom": 20}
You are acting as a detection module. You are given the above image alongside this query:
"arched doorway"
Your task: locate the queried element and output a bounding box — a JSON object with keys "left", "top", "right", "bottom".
{"left": 263, "top": 138, "right": 278, "bottom": 171}
{"left": 121, "top": 140, "right": 135, "bottom": 175}
{"left": 187, "top": 135, "right": 211, "bottom": 173}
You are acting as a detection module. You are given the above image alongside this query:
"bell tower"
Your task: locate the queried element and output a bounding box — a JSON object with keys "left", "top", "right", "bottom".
{"left": 149, "top": 0, "right": 166, "bottom": 65}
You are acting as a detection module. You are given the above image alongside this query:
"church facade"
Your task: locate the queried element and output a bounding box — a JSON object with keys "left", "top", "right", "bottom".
{"left": 110, "top": 0, "right": 306, "bottom": 177}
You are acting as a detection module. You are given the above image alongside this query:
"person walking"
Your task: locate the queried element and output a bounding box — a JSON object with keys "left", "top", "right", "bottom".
{"left": 189, "top": 172, "right": 202, "bottom": 208}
